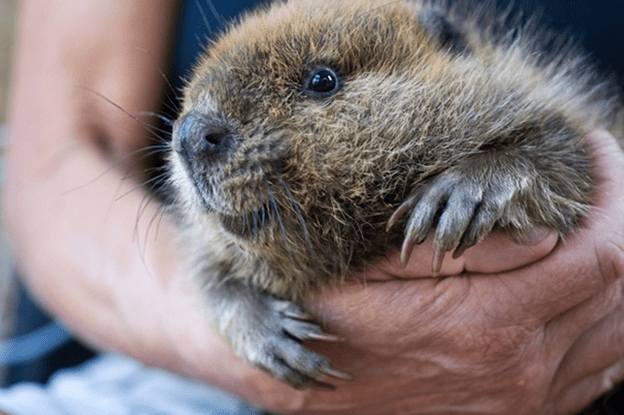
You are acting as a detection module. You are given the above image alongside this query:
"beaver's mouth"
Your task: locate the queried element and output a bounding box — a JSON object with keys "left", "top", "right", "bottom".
{"left": 218, "top": 203, "right": 271, "bottom": 238}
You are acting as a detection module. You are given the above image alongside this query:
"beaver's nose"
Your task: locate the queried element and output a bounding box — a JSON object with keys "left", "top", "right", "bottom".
{"left": 172, "top": 112, "right": 234, "bottom": 161}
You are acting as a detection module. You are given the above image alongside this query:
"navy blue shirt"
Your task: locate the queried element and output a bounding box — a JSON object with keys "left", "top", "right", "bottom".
{"left": 171, "top": 0, "right": 623, "bottom": 95}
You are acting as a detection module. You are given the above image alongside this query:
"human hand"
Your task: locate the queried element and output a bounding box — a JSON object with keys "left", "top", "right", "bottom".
{"left": 281, "top": 129, "right": 624, "bottom": 415}
{"left": 152, "top": 130, "right": 623, "bottom": 414}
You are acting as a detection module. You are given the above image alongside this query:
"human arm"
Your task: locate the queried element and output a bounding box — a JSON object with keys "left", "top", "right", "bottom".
{"left": 2, "top": 0, "right": 331, "bottom": 409}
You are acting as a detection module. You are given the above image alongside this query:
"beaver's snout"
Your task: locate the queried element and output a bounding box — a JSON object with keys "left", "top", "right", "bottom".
{"left": 172, "top": 112, "right": 236, "bottom": 164}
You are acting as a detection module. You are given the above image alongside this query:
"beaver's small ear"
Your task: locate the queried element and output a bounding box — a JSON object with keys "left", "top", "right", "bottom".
{"left": 419, "top": 10, "right": 469, "bottom": 55}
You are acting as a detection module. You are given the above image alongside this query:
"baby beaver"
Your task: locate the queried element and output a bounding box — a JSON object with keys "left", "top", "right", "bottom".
{"left": 167, "top": 0, "right": 623, "bottom": 389}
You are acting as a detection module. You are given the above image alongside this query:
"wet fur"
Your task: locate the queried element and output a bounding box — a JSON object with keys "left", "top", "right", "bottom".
{"left": 167, "top": 0, "right": 623, "bottom": 388}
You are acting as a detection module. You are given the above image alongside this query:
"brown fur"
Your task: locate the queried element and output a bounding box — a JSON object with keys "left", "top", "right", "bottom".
{"left": 167, "top": 0, "right": 623, "bottom": 389}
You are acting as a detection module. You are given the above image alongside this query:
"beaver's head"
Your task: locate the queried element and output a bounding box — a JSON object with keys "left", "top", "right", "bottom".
{"left": 167, "top": 0, "right": 583, "bottom": 283}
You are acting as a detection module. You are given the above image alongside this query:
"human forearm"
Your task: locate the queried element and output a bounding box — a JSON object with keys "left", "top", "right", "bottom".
{"left": 1, "top": 1, "right": 313, "bottom": 409}
{"left": 3, "top": 0, "right": 178, "bottom": 344}
{"left": 4, "top": 0, "right": 180, "bottom": 358}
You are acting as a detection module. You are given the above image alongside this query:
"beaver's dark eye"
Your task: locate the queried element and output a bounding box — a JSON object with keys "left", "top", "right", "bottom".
{"left": 305, "top": 67, "right": 340, "bottom": 97}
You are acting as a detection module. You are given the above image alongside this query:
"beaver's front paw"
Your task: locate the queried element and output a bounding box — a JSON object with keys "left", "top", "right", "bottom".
{"left": 388, "top": 159, "right": 539, "bottom": 274}
{"left": 227, "top": 294, "right": 351, "bottom": 390}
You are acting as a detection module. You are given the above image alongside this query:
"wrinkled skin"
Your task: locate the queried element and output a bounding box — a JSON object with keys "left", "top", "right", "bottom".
{"left": 291, "top": 130, "right": 624, "bottom": 414}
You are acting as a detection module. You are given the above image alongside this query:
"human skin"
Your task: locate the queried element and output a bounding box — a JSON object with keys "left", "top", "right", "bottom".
{"left": 3, "top": 1, "right": 624, "bottom": 414}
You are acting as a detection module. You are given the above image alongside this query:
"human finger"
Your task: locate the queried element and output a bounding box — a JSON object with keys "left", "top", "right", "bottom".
{"left": 369, "top": 228, "right": 558, "bottom": 280}
{"left": 457, "top": 130, "right": 624, "bottom": 324}
{"left": 372, "top": 130, "right": 624, "bottom": 285}
{"left": 549, "top": 360, "right": 624, "bottom": 415}
{"left": 547, "top": 287, "right": 624, "bottom": 404}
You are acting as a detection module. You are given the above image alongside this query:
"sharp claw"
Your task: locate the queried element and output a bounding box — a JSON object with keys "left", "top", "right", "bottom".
{"left": 387, "top": 203, "right": 409, "bottom": 231}
{"left": 452, "top": 243, "right": 469, "bottom": 259}
{"left": 432, "top": 245, "right": 446, "bottom": 277}
{"left": 283, "top": 309, "right": 315, "bottom": 321}
{"left": 307, "top": 332, "right": 345, "bottom": 342}
{"left": 321, "top": 367, "right": 354, "bottom": 381}
{"left": 310, "top": 380, "right": 337, "bottom": 391}
{"left": 400, "top": 237, "right": 416, "bottom": 268}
